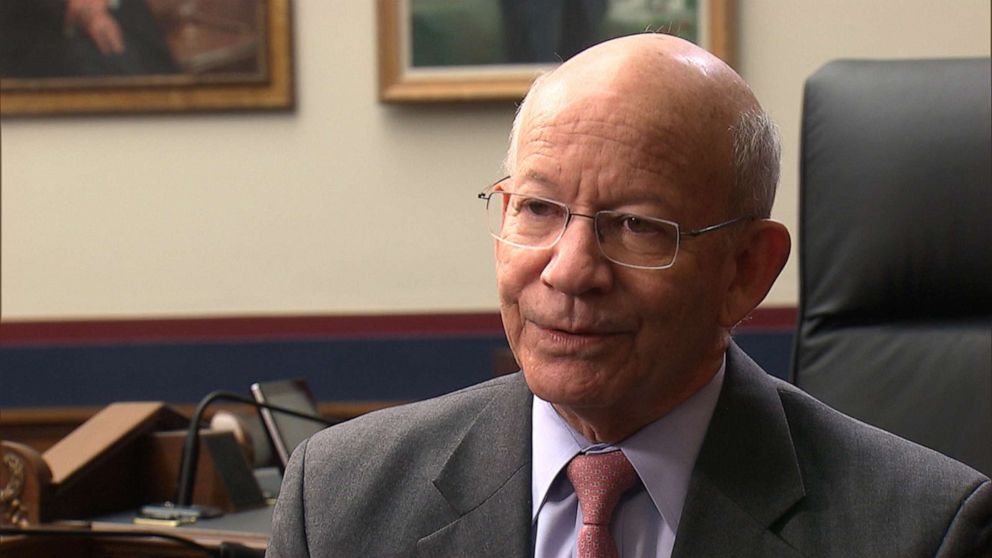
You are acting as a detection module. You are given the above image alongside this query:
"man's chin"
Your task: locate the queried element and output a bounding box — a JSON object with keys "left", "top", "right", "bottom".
{"left": 521, "top": 362, "right": 618, "bottom": 407}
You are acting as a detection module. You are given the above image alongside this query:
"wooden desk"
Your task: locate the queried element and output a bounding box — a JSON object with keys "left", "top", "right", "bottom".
{"left": 1, "top": 507, "right": 271, "bottom": 557}
{"left": 1, "top": 401, "right": 398, "bottom": 454}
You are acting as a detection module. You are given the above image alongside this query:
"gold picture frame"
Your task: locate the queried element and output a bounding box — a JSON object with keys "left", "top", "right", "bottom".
{"left": 378, "top": 0, "right": 735, "bottom": 103}
{"left": 1, "top": 0, "right": 294, "bottom": 116}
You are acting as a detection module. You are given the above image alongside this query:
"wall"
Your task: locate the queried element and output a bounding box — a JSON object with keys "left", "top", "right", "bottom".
{"left": 2, "top": 1, "right": 990, "bottom": 321}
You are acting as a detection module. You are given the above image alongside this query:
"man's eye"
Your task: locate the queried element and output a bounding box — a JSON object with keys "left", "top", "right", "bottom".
{"left": 519, "top": 198, "right": 560, "bottom": 217}
{"left": 620, "top": 215, "right": 662, "bottom": 234}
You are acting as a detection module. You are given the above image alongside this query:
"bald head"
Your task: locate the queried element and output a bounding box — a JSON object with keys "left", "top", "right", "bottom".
{"left": 506, "top": 33, "right": 779, "bottom": 218}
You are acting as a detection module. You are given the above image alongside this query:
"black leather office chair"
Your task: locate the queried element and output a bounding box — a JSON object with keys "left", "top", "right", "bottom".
{"left": 792, "top": 58, "right": 992, "bottom": 476}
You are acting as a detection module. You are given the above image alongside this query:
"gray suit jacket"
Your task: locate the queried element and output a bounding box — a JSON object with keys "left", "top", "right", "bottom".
{"left": 267, "top": 344, "right": 992, "bottom": 557}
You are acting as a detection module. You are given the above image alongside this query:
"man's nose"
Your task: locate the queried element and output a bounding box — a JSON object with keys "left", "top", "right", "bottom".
{"left": 540, "top": 215, "right": 613, "bottom": 295}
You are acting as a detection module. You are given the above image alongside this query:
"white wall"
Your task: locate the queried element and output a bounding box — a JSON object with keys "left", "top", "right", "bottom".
{"left": 2, "top": 1, "right": 989, "bottom": 320}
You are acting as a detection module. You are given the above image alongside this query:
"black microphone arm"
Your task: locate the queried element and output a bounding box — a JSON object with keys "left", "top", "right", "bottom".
{"left": 172, "top": 390, "right": 336, "bottom": 515}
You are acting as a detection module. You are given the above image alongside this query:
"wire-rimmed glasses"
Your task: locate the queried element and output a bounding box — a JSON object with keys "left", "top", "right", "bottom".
{"left": 478, "top": 177, "right": 751, "bottom": 270}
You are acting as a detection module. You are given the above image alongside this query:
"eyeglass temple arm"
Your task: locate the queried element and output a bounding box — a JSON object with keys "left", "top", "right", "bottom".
{"left": 680, "top": 216, "right": 752, "bottom": 237}
{"left": 479, "top": 176, "right": 511, "bottom": 197}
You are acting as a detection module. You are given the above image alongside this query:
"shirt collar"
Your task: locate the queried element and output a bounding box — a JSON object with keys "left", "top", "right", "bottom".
{"left": 531, "top": 359, "right": 725, "bottom": 532}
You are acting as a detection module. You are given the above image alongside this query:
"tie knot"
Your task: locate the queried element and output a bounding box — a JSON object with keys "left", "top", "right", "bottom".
{"left": 566, "top": 451, "right": 638, "bottom": 526}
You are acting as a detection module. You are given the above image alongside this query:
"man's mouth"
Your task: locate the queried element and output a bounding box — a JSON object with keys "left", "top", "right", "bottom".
{"left": 530, "top": 321, "right": 630, "bottom": 350}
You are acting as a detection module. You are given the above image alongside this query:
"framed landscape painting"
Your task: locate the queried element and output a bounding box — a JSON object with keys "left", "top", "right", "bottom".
{"left": 378, "top": 0, "right": 735, "bottom": 102}
{"left": 0, "top": 0, "right": 293, "bottom": 116}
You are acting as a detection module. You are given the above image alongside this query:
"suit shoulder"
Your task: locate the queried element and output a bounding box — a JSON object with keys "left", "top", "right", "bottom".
{"left": 271, "top": 374, "right": 531, "bottom": 555}
{"left": 304, "top": 372, "right": 529, "bottom": 461}
{"left": 771, "top": 376, "right": 989, "bottom": 505}
{"left": 769, "top": 378, "right": 992, "bottom": 554}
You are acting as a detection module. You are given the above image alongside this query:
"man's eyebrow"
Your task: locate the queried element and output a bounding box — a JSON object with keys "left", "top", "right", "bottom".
{"left": 520, "top": 171, "right": 555, "bottom": 186}
{"left": 515, "top": 173, "right": 674, "bottom": 210}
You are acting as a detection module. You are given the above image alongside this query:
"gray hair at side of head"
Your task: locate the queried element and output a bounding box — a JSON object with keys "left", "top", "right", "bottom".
{"left": 730, "top": 107, "right": 781, "bottom": 219}
{"left": 503, "top": 73, "right": 781, "bottom": 219}
{"left": 503, "top": 72, "right": 550, "bottom": 177}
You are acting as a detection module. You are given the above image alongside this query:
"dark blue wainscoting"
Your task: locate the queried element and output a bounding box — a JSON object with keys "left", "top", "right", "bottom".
{"left": 0, "top": 331, "right": 794, "bottom": 408}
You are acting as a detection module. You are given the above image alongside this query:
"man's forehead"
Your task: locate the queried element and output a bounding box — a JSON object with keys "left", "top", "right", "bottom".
{"left": 507, "top": 35, "right": 746, "bottom": 211}
{"left": 518, "top": 94, "right": 704, "bottom": 175}
{"left": 513, "top": 99, "right": 733, "bottom": 216}
{"left": 522, "top": 75, "right": 725, "bottom": 148}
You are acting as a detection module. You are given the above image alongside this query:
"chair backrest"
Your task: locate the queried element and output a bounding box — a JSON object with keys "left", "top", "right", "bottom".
{"left": 793, "top": 58, "right": 992, "bottom": 476}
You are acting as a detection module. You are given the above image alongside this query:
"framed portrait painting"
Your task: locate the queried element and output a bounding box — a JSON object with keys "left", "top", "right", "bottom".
{"left": 0, "top": 0, "right": 294, "bottom": 116}
{"left": 378, "top": 0, "right": 735, "bottom": 102}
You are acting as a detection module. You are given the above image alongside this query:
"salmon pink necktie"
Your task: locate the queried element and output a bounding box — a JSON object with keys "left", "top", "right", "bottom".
{"left": 565, "top": 450, "right": 638, "bottom": 558}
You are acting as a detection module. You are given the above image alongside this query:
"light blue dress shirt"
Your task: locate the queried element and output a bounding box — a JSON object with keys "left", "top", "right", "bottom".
{"left": 531, "top": 362, "right": 725, "bottom": 558}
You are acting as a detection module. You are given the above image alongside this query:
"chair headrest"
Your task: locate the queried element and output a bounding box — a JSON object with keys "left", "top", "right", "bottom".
{"left": 800, "top": 58, "right": 992, "bottom": 323}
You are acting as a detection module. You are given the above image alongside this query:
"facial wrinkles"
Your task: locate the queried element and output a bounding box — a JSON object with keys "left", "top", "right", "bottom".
{"left": 525, "top": 292, "right": 634, "bottom": 335}
{"left": 518, "top": 112, "right": 697, "bottom": 213}
{"left": 543, "top": 106, "right": 689, "bottom": 162}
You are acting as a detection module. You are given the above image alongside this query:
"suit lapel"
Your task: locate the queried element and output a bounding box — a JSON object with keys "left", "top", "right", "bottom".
{"left": 415, "top": 346, "right": 806, "bottom": 556}
{"left": 673, "top": 344, "right": 806, "bottom": 558}
{"left": 417, "top": 374, "right": 533, "bottom": 558}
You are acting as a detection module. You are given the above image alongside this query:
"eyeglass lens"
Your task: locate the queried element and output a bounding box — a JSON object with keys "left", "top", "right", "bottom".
{"left": 486, "top": 192, "right": 679, "bottom": 268}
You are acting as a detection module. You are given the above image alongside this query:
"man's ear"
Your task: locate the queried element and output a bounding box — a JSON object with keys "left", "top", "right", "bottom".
{"left": 719, "top": 219, "right": 791, "bottom": 327}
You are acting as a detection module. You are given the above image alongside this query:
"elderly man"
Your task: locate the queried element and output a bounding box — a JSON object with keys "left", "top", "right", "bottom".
{"left": 267, "top": 34, "right": 990, "bottom": 557}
